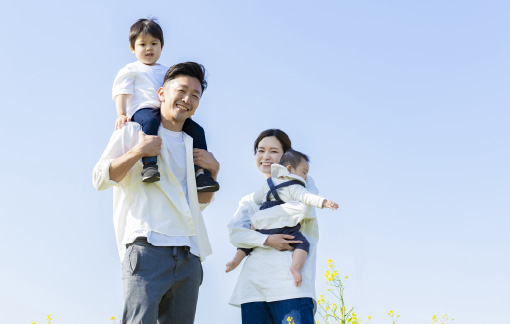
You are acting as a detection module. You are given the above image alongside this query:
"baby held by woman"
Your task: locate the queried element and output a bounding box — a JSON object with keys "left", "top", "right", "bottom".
{"left": 226, "top": 149, "right": 339, "bottom": 286}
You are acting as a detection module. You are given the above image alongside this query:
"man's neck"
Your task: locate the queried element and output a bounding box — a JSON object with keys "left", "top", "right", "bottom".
{"left": 161, "top": 117, "right": 184, "bottom": 132}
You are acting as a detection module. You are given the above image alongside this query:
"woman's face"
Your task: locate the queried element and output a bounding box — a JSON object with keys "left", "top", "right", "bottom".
{"left": 255, "top": 136, "right": 285, "bottom": 177}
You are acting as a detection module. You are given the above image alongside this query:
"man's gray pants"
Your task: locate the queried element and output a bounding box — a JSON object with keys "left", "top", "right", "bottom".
{"left": 122, "top": 239, "right": 203, "bottom": 324}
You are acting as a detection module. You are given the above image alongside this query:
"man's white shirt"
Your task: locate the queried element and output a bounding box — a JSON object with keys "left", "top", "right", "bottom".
{"left": 93, "top": 122, "right": 212, "bottom": 262}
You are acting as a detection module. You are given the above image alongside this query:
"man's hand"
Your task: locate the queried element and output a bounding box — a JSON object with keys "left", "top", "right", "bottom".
{"left": 264, "top": 234, "right": 302, "bottom": 251}
{"left": 115, "top": 115, "right": 130, "bottom": 130}
{"left": 134, "top": 132, "right": 161, "bottom": 158}
{"left": 108, "top": 132, "right": 161, "bottom": 183}
{"left": 193, "top": 149, "right": 220, "bottom": 178}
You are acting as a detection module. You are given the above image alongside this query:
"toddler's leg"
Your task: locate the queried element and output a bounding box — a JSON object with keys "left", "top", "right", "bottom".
{"left": 290, "top": 249, "right": 308, "bottom": 287}
{"left": 182, "top": 119, "right": 220, "bottom": 192}
{"left": 132, "top": 108, "right": 161, "bottom": 183}
{"left": 226, "top": 249, "right": 248, "bottom": 273}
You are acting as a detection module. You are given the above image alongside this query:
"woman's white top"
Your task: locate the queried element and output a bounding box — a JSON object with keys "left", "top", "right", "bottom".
{"left": 227, "top": 176, "right": 319, "bottom": 307}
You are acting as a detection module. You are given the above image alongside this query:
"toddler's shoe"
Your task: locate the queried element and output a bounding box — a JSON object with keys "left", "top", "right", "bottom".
{"left": 142, "top": 163, "right": 160, "bottom": 183}
{"left": 196, "top": 169, "right": 220, "bottom": 192}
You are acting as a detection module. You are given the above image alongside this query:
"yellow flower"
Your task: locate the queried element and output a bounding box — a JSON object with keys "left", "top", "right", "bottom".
{"left": 368, "top": 316, "right": 372, "bottom": 320}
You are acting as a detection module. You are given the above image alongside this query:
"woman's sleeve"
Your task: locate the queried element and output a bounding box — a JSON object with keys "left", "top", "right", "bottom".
{"left": 227, "top": 194, "right": 270, "bottom": 249}
{"left": 253, "top": 184, "right": 266, "bottom": 205}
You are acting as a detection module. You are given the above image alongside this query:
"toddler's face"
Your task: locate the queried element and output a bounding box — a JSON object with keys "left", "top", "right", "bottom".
{"left": 131, "top": 34, "right": 162, "bottom": 65}
{"left": 287, "top": 159, "right": 309, "bottom": 181}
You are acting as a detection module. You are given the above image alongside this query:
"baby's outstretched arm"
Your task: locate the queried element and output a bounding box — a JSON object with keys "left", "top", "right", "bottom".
{"left": 322, "top": 199, "right": 339, "bottom": 210}
{"left": 115, "top": 94, "right": 131, "bottom": 130}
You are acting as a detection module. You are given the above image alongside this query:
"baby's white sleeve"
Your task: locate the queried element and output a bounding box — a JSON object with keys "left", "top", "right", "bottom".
{"left": 290, "top": 185, "right": 325, "bottom": 208}
{"left": 112, "top": 67, "right": 135, "bottom": 101}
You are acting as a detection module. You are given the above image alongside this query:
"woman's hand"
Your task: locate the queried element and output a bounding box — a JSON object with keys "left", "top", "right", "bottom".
{"left": 264, "top": 234, "right": 302, "bottom": 251}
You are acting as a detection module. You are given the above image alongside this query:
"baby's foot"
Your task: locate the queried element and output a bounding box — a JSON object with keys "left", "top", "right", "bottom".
{"left": 290, "top": 266, "right": 302, "bottom": 286}
{"left": 226, "top": 260, "right": 238, "bottom": 273}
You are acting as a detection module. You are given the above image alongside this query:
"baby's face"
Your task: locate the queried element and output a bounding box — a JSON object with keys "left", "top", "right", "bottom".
{"left": 288, "top": 159, "right": 309, "bottom": 181}
{"left": 131, "top": 34, "right": 162, "bottom": 65}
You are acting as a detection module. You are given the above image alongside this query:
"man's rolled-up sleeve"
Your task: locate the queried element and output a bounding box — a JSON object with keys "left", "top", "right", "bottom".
{"left": 92, "top": 124, "right": 139, "bottom": 191}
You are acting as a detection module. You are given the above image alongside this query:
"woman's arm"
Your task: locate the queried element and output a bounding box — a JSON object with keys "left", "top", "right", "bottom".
{"left": 228, "top": 194, "right": 302, "bottom": 251}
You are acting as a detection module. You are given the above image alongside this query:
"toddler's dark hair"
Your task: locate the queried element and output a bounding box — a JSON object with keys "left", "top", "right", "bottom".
{"left": 129, "top": 18, "right": 164, "bottom": 49}
{"left": 279, "top": 149, "right": 310, "bottom": 169}
{"left": 164, "top": 62, "right": 208, "bottom": 94}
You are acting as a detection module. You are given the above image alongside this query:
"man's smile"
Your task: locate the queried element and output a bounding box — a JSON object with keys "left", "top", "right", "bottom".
{"left": 176, "top": 104, "right": 191, "bottom": 111}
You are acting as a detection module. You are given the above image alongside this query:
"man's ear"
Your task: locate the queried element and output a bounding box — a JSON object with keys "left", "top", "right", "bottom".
{"left": 158, "top": 86, "right": 165, "bottom": 102}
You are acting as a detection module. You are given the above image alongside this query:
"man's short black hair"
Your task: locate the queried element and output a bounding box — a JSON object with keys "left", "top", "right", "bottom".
{"left": 279, "top": 149, "right": 310, "bottom": 169}
{"left": 163, "top": 62, "right": 208, "bottom": 94}
{"left": 129, "top": 18, "right": 164, "bottom": 49}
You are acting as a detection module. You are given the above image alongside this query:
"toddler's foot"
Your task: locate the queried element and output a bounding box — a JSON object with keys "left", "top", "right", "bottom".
{"left": 142, "top": 163, "right": 160, "bottom": 183}
{"left": 196, "top": 169, "right": 220, "bottom": 192}
{"left": 290, "top": 266, "right": 302, "bottom": 287}
{"left": 226, "top": 260, "right": 239, "bottom": 273}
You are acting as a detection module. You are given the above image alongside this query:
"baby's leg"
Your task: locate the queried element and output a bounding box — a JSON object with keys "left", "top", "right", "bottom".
{"left": 290, "top": 249, "right": 308, "bottom": 286}
{"left": 131, "top": 108, "right": 161, "bottom": 183}
{"left": 226, "top": 249, "right": 248, "bottom": 273}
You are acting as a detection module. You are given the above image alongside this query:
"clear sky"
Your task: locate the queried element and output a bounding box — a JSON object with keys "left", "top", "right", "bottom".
{"left": 1, "top": 1, "right": 509, "bottom": 323}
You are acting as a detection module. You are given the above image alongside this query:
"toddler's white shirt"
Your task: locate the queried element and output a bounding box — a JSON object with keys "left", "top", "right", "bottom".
{"left": 112, "top": 61, "right": 168, "bottom": 118}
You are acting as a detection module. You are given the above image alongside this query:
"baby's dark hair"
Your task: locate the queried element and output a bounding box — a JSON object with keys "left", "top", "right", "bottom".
{"left": 129, "top": 18, "right": 164, "bottom": 49}
{"left": 279, "top": 149, "right": 310, "bottom": 169}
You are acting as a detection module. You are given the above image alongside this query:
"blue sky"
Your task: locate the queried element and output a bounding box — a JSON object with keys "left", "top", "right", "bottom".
{"left": 1, "top": 1, "right": 509, "bottom": 323}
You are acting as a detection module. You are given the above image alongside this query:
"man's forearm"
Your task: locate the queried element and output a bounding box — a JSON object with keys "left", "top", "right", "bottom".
{"left": 109, "top": 148, "right": 142, "bottom": 183}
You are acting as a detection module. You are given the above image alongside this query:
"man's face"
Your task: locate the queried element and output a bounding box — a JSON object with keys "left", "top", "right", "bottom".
{"left": 130, "top": 34, "right": 162, "bottom": 65}
{"left": 158, "top": 75, "right": 202, "bottom": 124}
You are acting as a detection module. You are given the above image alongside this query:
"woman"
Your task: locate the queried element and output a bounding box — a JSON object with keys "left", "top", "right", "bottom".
{"left": 228, "top": 129, "right": 320, "bottom": 324}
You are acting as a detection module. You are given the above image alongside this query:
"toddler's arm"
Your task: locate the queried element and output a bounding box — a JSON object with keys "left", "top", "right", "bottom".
{"left": 115, "top": 94, "right": 131, "bottom": 130}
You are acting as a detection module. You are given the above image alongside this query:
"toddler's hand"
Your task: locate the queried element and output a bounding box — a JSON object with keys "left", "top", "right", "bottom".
{"left": 115, "top": 115, "right": 130, "bottom": 130}
{"left": 322, "top": 199, "right": 339, "bottom": 210}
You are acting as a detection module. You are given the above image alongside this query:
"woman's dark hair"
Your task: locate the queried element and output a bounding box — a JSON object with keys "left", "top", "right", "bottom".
{"left": 279, "top": 149, "right": 310, "bottom": 169}
{"left": 163, "top": 62, "right": 208, "bottom": 93}
{"left": 253, "top": 129, "right": 292, "bottom": 154}
{"left": 129, "top": 18, "right": 164, "bottom": 49}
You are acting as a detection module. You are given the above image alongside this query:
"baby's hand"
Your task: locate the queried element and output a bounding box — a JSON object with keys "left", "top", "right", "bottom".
{"left": 115, "top": 115, "right": 130, "bottom": 130}
{"left": 322, "top": 199, "right": 339, "bottom": 211}
{"left": 250, "top": 224, "right": 256, "bottom": 230}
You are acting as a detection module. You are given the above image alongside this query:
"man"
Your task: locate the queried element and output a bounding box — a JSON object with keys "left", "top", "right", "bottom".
{"left": 93, "top": 62, "right": 219, "bottom": 323}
